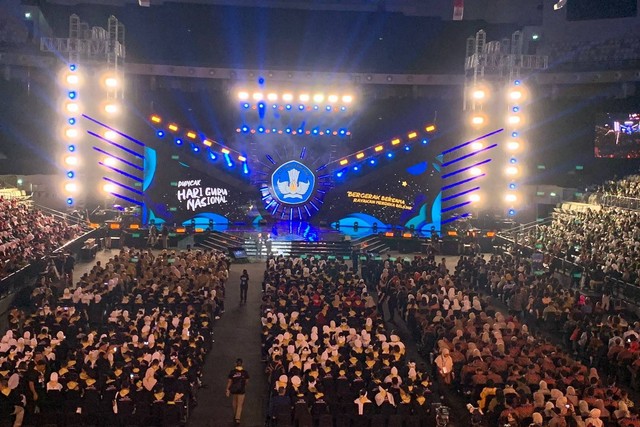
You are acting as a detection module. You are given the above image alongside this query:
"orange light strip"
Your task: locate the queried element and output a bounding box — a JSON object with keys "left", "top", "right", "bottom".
{"left": 168, "top": 124, "right": 178, "bottom": 132}
{"left": 150, "top": 115, "right": 161, "bottom": 123}
{"left": 391, "top": 138, "right": 401, "bottom": 145}
{"left": 374, "top": 145, "right": 383, "bottom": 152}
{"left": 356, "top": 152, "right": 364, "bottom": 159}
{"left": 186, "top": 131, "right": 197, "bottom": 139}
{"left": 408, "top": 132, "right": 417, "bottom": 139}
{"left": 221, "top": 148, "right": 230, "bottom": 154}
{"left": 339, "top": 159, "right": 348, "bottom": 165}
{"left": 203, "top": 139, "right": 213, "bottom": 147}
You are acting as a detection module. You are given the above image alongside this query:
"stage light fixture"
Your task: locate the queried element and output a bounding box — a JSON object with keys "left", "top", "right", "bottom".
{"left": 186, "top": 131, "right": 197, "bottom": 139}
{"left": 66, "top": 102, "right": 79, "bottom": 113}
{"left": 241, "top": 126, "right": 249, "bottom": 133}
{"left": 375, "top": 145, "right": 383, "bottom": 152}
{"left": 422, "top": 139, "right": 429, "bottom": 145}
{"left": 326, "top": 106, "right": 332, "bottom": 111}
{"left": 505, "top": 166, "right": 518, "bottom": 176}
{"left": 356, "top": 152, "right": 364, "bottom": 159}
{"left": 68, "top": 145, "right": 76, "bottom": 152}
{"left": 238, "top": 91, "right": 249, "bottom": 100}
{"left": 298, "top": 105, "right": 305, "bottom": 111}
{"left": 175, "top": 138, "right": 183, "bottom": 145}
{"left": 313, "top": 94, "right": 324, "bottom": 103}
{"left": 299, "top": 94, "right": 310, "bottom": 102}
{"left": 312, "top": 128, "right": 319, "bottom": 135}
{"left": 104, "top": 77, "right": 118, "bottom": 88}
{"left": 237, "top": 155, "right": 247, "bottom": 162}
{"left": 65, "top": 128, "right": 79, "bottom": 139}
{"left": 192, "top": 145, "right": 200, "bottom": 153}
{"left": 336, "top": 171, "right": 343, "bottom": 178}
{"left": 391, "top": 138, "right": 400, "bottom": 145}
{"left": 514, "top": 80, "right": 522, "bottom": 86}
{"left": 65, "top": 74, "right": 79, "bottom": 85}
{"left": 512, "top": 106, "right": 520, "bottom": 113}
{"left": 103, "top": 102, "right": 119, "bottom": 114}
{"left": 512, "top": 131, "right": 519, "bottom": 138}
{"left": 339, "top": 129, "right": 347, "bottom": 136}
{"left": 507, "top": 115, "right": 521, "bottom": 125}
{"left": 328, "top": 95, "right": 339, "bottom": 103}
{"left": 282, "top": 93, "right": 293, "bottom": 102}
{"left": 370, "top": 159, "right": 376, "bottom": 165}
{"left": 285, "top": 104, "right": 292, "bottom": 110}
{"left": 353, "top": 166, "right": 359, "bottom": 171}
{"left": 103, "top": 157, "right": 117, "bottom": 167}
{"left": 209, "top": 151, "right": 217, "bottom": 160}
{"left": 252, "top": 92, "right": 263, "bottom": 101}
{"left": 151, "top": 115, "right": 162, "bottom": 123}
{"left": 387, "top": 153, "right": 394, "bottom": 158}
{"left": 258, "top": 126, "right": 265, "bottom": 133}
{"left": 471, "top": 142, "right": 483, "bottom": 150}
{"left": 203, "top": 139, "right": 213, "bottom": 147}
{"left": 258, "top": 102, "right": 265, "bottom": 109}
{"left": 342, "top": 95, "right": 353, "bottom": 104}
{"left": 425, "top": 125, "right": 436, "bottom": 132}
{"left": 68, "top": 91, "right": 77, "bottom": 99}
{"left": 156, "top": 130, "right": 165, "bottom": 138}
{"left": 242, "top": 103, "right": 250, "bottom": 109}
{"left": 297, "top": 128, "right": 304, "bottom": 134}
{"left": 168, "top": 124, "right": 179, "bottom": 132}
{"left": 508, "top": 89, "right": 523, "bottom": 101}
{"left": 267, "top": 93, "right": 278, "bottom": 101}
{"left": 66, "top": 171, "right": 75, "bottom": 179}
{"left": 469, "top": 167, "right": 482, "bottom": 176}
{"left": 64, "top": 155, "right": 78, "bottom": 166}
{"left": 221, "top": 148, "right": 230, "bottom": 154}
{"left": 104, "top": 130, "right": 117, "bottom": 140}
{"left": 103, "top": 183, "right": 116, "bottom": 193}
{"left": 66, "top": 197, "right": 74, "bottom": 205}
{"left": 339, "top": 159, "right": 348, "bottom": 166}
{"left": 68, "top": 118, "right": 76, "bottom": 125}
{"left": 69, "top": 64, "right": 77, "bottom": 71}
{"left": 508, "top": 208, "right": 516, "bottom": 216}
{"left": 64, "top": 182, "right": 78, "bottom": 193}
{"left": 505, "top": 193, "right": 517, "bottom": 202}
{"left": 510, "top": 157, "right": 517, "bottom": 164}
{"left": 243, "top": 162, "right": 249, "bottom": 174}
{"left": 507, "top": 140, "right": 520, "bottom": 150}
{"left": 470, "top": 114, "right": 486, "bottom": 126}
{"left": 408, "top": 132, "right": 417, "bottom": 139}
{"left": 471, "top": 88, "right": 486, "bottom": 100}
{"left": 509, "top": 183, "right": 517, "bottom": 190}
{"left": 404, "top": 146, "right": 410, "bottom": 151}
{"left": 285, "top": 128, "right": 291, "bottom": 134}
{"left": 469, "top": 194, "right": 481, "bottom": 203}
{"left": 313, "top": 105, "right": 319, "bottom": 110}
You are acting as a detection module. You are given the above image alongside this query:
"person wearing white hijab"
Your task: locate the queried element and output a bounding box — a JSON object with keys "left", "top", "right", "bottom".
{"left": 585, "top": 408, "right": 603, "bottom": 427}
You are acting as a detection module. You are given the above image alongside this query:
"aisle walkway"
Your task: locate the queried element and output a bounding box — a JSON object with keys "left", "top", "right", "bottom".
{"left": 189, "top": 260, "right": 268, "bottom": 427}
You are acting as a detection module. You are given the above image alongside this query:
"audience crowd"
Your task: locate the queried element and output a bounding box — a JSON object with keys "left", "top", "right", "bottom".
{"left": 0, "top": 198, "right": 82, "bottom": 279}
{"left": 1, "top": 247, "right": 229, "bottom": 427}
{"left": 263, "top": 252, "right": 639, "bottom": 427}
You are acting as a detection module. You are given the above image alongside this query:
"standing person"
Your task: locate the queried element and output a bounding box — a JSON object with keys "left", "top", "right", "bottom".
{"left": 226, "top": 358, "right": 250, "bottom": 424}
{"left": 239, "top": 269, "right": 249, "bottom": 304}
{"left": 147, "top": 223, "right": 158, "bottom": 248}
{"left": 160, "top": 224, "right": 169, "bottom": 249}
{"left": 434, "top": 348, "right": 454, "bottom": 386}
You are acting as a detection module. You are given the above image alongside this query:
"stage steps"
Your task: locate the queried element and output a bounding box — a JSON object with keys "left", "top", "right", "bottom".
{"left": 197, "top": 231, "right": 245, "bottom": 252}
{"left": 242, "top": 238, "right": 352, "bottom": 258}
{"left": 351, "top": 234, "right": 391, "bottom": 254}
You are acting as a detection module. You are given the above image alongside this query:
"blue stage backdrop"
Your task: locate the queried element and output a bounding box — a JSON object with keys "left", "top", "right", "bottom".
{"left": 142, "top": 145, "right": 441, "bottom": 233}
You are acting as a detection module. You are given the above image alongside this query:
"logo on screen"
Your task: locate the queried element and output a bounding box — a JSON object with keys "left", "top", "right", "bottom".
{"left": 271, "top": 160, "right": 315, "bottom": 204}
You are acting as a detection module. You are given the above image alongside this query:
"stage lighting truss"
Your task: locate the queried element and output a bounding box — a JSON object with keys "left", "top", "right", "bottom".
{"left": 504, "top": 80, "right": 525, "bottom": 215}
{"left": 330, "top": 124, "right": 436, "bottom": 177}
{"left": 61, "top": 64, "right": 81, "bottom": 204}
{"left": 150, "top": 114, "right": 250, "bottom": 176}
{"left": 234, "top": 126, "right": 351, "bottom": 137}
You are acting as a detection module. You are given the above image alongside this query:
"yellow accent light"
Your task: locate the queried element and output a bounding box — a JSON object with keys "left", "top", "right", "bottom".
{"left": 64, "top": 182, "right": 78, "bottom": 193}
{"left": 505, "top": 193, "right": 517, "bottom": 202}
{"left": 168, "top": 124, "right": 178, "bottom": 132}
{"left": 221, "top": 148, "right": 230, "bottom": 154}
{"left": 339, "top": 159, "right": 348, "bottom": 166}
{"left": 356, "top": 152, "right": 365, "bottom": 159}
{"left": 342, "top": 95, "right": 353, "bottom": 103}
{"left": 374, "top": 145, "right": 384, "bottom": 152}
{"left": 425, "top": 125, "right": 436, "bottom": 132}
{"left": 103, "top": 183, "right": 116, "bottom": 193}
{"left": 64, "top": 155, "right": 78, "bottom": 166}
{"left": 186, "top": 131, "right": 197, "bottom": 139}
{"left": 238, "top": 155, "right": 247, "bottom": 162}
{"left": 65, "top": 128, "right": 79, "bottom": 139}
{"left": 252, "top": 92, "right": 263, "bottom": 101}
{"left": 391, "top": 138, "right": 401, "bottom": 145}
{"left": 203, "top": 140, "right": 213, "bottom": 147}
{"left": 150, "top": 115, "right": 162, "bottom": 123}
{"left": 408, "top": 132, "right": 417, "bottom": 139}
{"left": 505, "top": 166, "right": 519, "bottom": 176}
{"left": 267, "top": 93, "right": 278, "bottom": 101}
{"left": 328, "top": 95, "right": 339, "bottom": 103}
{"left": 282, "top": 93, "right": 293, "bottom": 102}
{"left": 507, "top": 140, "right": 520, "bottom": 150}
{"left": 238, "top": 91, "right": 249, "bottom": 100}
{"left": 313, "top": 94, "right": 324, "bottom": 103}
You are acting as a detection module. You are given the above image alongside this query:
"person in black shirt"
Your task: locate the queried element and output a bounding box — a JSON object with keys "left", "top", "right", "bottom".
{"left": 239, "top": 270, "right": 249, "bottom": 304}
{"left": 226, "top": 358, "right": 250, "bottom": 424}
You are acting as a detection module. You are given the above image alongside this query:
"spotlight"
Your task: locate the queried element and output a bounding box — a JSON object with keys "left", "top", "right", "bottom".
{"left": 209, "top": 151, "right": 217, "bottom": 160}
{"left": 299, "top": 94, "right": 310, "bottom": 102}
{"left": 285, "top": 128, "right": 291, "bottom": 134}
{"left": 512, "top": 106, "right": 520, "bottom": 112}
{"left": 66, "top": 74, "right": 79, "bottom": 85}
{"left": 505, "top": 193, "right": 517, "bottom": 203}
{"left": 353, "top": 166, "right": 359, "bottom": 171}
{"left": 68, "top": 91, "right": 77, "bottom": 99}
{"left": 509, "top": 183, "right": 517, "bottom": 190}
{"left": 404, "top": 146, "right": 410, "bottom": 151}
{"left": 297, "top": 128, "right": 303, "bottom": 134}
{"left": 326, "top": 106, "right": 332, "bottom": 111}
{"left": 505, "top": 166, "right": 518, "bottom": 176}
{"left": 339, "top": 129, "right": 346, "bottom": 136}
{"left": 242, "top": 103, "right": 250, "bottom": 109}
{"left": 104, "top": 130, "right": 117, "bottom": 140}
{"left": 252, "top": 92, "right": 263, "bottom": 101}
{"left": 282, "top": 94, "right": 293, "bottom": 102}
{"left": 471, "top": 142, "right": 483, "bottom": 150}
{"left": 387, "top": 153, "right": 394, "bottom": 158}
{"left": 514, "top": 79, "right": 522, "bottom": 86}
{"left": 66, "top": 171, "right": 75, "bottom": 179}
{"left": 238, "top": 91, "right": 249, "bottom": 100}
{"left": 69, "top": 64, "right": 77, "bottom": 71}
{"left": 103, "top": 157, "right": 117, "bottom": 167}
{"left": 342, "top": 95, "right": 353, "bottom": 103}
{"left": 103, "top": 102, "right": 119, "bottom": 114}
{"left": 64, "top": 182, "right": 78, "bottom": 193}
{"left": 104, "top": 77, "right": 118, "bottom": 88}
{"left": 469, "top": 167, "right": 482, "bottom": 176}
{"left": 103, "top": 183, "right": 116, "bottom": 193}
{"left": 508, "top": 208, "right": 516, "bottom": 216}
{"left": 267, "top": 93, "right": 278, "bottom": 101}
{"left": 64, "top": 155, "right": 78, "bottom": 166}
{"left": 313, "top": 94, "right": 324, "bottom": 103}
{"left": 68, "top": 145, "right": 76, "bottom": 152}
{"left": 422, "top": 139, "right": 429, "bottom": 145}
{"left": 508, "top": 89, "right": 523, "bottom": 101}
{"left": 65, "top": 128, "right": 79, "bottom": 139}
{"left": 471, "top": 88, "right": 486, "bottom": 100}
{"left": 312, "top": 128, "right": 319, "bottom": 135}
{"left": 65, "top": 102, "right": 79, "bottom": 113}
{"left": 175, "top": 138, "right": 183, "bottom": 145}
{"left": 192, "top": 145, "right": 200, "bottom": 153}
{"left": 68, "top": 118, "right": 76, "bottom": 125}
{"left": 509, "top": 157, "right": 517, "bottom": 164}
{"left": 507, "top": 115, "right": 521, "bottom": 125}
{"left": 66, "top": 197, "right": 74, "bottom": 205}
{"left": 469, "top": 194, "right": 481, "bottom": 203}
{"left": 470, "top": 114, "right": 486, "bottom": 126}
{"left": 156, "top": 130, "right": 165, "bottom": 138}
{"left": 241, "top": 126, "right": 249, "bottom": 133}
{"left": 298, "top": 105, "right": 305, "bottom": 111}
{"left": 258, "top": 102, "right": 265, "bottom": 109}
{"left": 285, "top": 104, "right": 292, "bottom": 110}
{"left": 369, "top": 159, "right": 376, "bottom": 165}
{"left": 336, "top": 171, "right": 343, "bottom": 178}
{"left": 258, "top": 126, "right": 265, "bottom": 133}
{"left": 507, "top": 140, "right": 520, "bottom": 150}
{"left": 328, "top": 95, "right": 339, "bottom": 103}
{"left": 512, "top": 131, "right": 519, "bottom": 137}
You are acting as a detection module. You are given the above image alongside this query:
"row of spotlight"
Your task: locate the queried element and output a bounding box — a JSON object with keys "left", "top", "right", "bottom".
{"left": 61, "top": 64, "right": 122, "bottom": 205}
{"left": 237, "top": 91, "right": 353, "bottom": 105}
{"left": 241, "top": 102, "right": 348, "bottom": 113}
{"left": 236, "top": 126, "right": 351, "bottom": 137}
